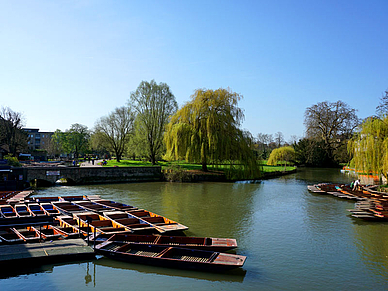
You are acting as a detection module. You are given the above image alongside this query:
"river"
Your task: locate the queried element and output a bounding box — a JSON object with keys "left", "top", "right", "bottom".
{"left": 1, "top": 168, "right": 388, "bottom": 290}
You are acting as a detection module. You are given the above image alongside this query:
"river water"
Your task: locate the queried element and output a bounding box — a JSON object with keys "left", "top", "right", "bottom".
{"left": 1, "top": 168, "right": 388, "bottom": 290}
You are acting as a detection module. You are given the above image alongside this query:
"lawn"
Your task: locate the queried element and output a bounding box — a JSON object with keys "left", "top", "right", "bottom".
{"left": 104, "top": 159, "right": 295, "bottom": 173}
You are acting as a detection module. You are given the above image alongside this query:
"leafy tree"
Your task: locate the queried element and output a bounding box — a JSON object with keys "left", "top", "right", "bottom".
{"left": 129, "top": 80, "right": 178, "bottom": 165}
{"left": 267, "top": 146, "right": 295, "bottom": 171}
{"left": 293, "top": 138, "right": 330, "bottom": 166}
{"left": 256, "top": 133, "right": 273, "bottom": 159}
{"left": 94, "top": 106, "right": 135, "bottom": 162}
{"left": 164, "top": 88, "right": 260, "bottom": 179}
{"left": 304, "top": 100, "right": 359, "bottom": 165}
{"left": 348, "top": 116, "right": 388, "bottom": 181}
{"left": 52, "top": 124, "right": 90, "bottom": 159}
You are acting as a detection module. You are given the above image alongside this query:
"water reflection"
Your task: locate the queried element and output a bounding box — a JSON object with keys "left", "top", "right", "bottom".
{"left": 94, "top": 257, "right": 247, "bottom": 283}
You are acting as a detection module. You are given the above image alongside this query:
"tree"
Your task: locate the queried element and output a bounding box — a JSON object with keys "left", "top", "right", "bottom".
{"left": 0, "top": 106, "right": 28, "bottom": 156}
{"left": 94, "top": 106, "right": 135, "bottom": 162}
{"left": 274, "top": 131, "right": 285, "bottom": 148}
{"left": 304, "top": 100, "right": 359, "bottom": 165}
{"left": 267, "top": 146, "right": 295, "bottom": 171}
{"left": 256, "top": 133, "right": 273, "bottom": 159}
{"left": 348, "top": 116, "right": 388, "bottom": 181}
{"left": 293, "top": 138, "right": 330, "bottom": 166}
{"left": 164, "top": 88, "right": 260, "bottom": 178}
{"left": 376, "top": 89, "right": 388, "bottom": 116}
{"left": 53, "top": 124, "right": 90, "bottom": 159}
{"left": 129, "top": 80, "right": 178, "bottom": 165}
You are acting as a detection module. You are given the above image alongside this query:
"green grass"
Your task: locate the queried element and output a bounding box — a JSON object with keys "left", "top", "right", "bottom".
{"left": 104, "top": 159, "right": 295, "bottom": 173}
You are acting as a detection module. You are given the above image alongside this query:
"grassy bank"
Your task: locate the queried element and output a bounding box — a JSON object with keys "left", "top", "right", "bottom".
{"left": 103, "top": 159, "right": 296, "bottom": 175}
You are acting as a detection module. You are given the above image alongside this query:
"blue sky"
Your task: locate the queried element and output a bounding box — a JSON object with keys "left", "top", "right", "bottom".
{"left": 1, "top": 0, "right": 387, "bottom": 141}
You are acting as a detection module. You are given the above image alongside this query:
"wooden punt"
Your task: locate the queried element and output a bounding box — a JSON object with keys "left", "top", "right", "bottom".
{"left": 74, "top": 200, "right": 115, "bottom": 213}
{"left": 55, "top": 215, "right": 93, "bottom": 236}
{"left": 32, "top": 225, "right": 63, "bottom": 240}
{"left": 74, "top": 212, "right": 131, "bottom": 235}
{"left": 59, "top": 195, "right": 88, "bottom": 201}
{"left": 127, "top": 209, "right": 188, "bottom": 233}
{"left": 95, "top": 241, "right": 246, "bottom": 272}
{"left": 0, "top": 228, "right": 24, "bottom": 244}
{"left": 94, "top": 200, "right": 137, "bottom": 211}
{"left": 0, "top": 205, "right": 18, "bottom": 218}
{"left": 51, "top": 224, "right": 81, "bottom": 238}
{"left": 40, "top": 203, "right": 61, "bottom": 216}
{"left": 14, "top": 204, "right": 34, "bottom": 218}
{"left": 33, "top": 196, "right": 61, "bottom": 203}
{"left": 28, "top": 203, "right": 47, "bottom": 216}
{"left": 99, "top": 233, "right": 238, "bottom": 252}
{"left": 52, "top": 201, "right": 87, "bottom": 215}
{"left": 12, "top": 226, "right": 41, "bottom": 242}
{"left": 103, "top": 211, "right": 157, "bottom": 233}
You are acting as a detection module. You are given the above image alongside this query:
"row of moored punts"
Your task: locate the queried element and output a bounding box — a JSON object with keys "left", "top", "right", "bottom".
{"left": 308, "top": 183, "right": 388, "bottom": 221}
{"left": 0, "top": 194, "right": 246, "bottom": 272}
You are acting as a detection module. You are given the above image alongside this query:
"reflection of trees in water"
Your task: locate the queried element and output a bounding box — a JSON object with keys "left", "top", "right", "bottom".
{"left": 158, "top": 182, "right": 260, "bottom": 239}
{"left": 353, "top": 222, "right": 388, "bottom": 277}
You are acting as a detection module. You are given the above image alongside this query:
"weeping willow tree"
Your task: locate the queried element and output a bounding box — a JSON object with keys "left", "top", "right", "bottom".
{"left": 164, "top": 88, "right": 260, "bottom": 179}
{"left": 348, "top": 116, "right": 388, "bottom": 181}
{"left": 267, "top": 146, "right": 295, "bottom": 171}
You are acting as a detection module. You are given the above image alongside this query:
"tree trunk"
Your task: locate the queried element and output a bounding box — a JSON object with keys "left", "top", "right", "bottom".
{"left": 202, "top": 162, "right": 208, "bottom": 172}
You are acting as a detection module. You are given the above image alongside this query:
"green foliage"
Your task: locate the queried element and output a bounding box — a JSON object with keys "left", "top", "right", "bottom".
{"left": 129, "top": 80, "right": 178, "bottom": 165}
{"left": 52, "top": 124, "right": 90, "bottom": 159}
{"left": 4, "top": 154, "right": 21, "bottom": 167}
{"left": 293, "top": 138, "right": 332, "bottom": 166}
{"left": 348, "top": 116, "right": 388, "bottom": 180}
{"left": 164, "top": 88, "right": 260, "bottom": 179}
{"left": 267, "top": 146, "right": 295, "bottom": 171}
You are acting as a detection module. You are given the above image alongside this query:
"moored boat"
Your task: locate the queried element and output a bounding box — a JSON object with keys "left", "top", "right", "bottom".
{"left": 32, "top": 225, "right": 63, "bottom": 240}
{"left": 94, "top": 200, "right": 137, "bottom": 211}
{"left": 40, "top": 203, "right": 61, "bottom": 216}
{"left": 14, "top": 204, "right": 34, "bottom": 218}
{"left": 52, "top": 201, "right": 87, "bottom": 215}
{"left": 28, "top": 203, "right": 47, "bottom": 216}
{"left": 0, "top": 228, "right": 24, "bottom": 244}
{"left": 103, "top": 211, "right": 157, "bottom": 233}
{"left": 12, "top": 226, "right": 41, "bottom": 242}
{"left": 0, "top": 205, "right": 18, "bottom": 218}
{"left": 95, "top": 240, "right": 246, "bottom": 272}
{"left": 97, "top": 233, "right": 238, "bottom": 252}
{"left": 74, "top": 212, "right": 131, "bottom": 235}
{"left": 127, "top": 209, "right": 188, "bottom": 233}
{"left": 55, "top": 215, "right": 93, "bottom": 236}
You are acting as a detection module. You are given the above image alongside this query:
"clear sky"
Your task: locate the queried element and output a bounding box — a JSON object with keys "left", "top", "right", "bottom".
{"left": 1, "top": 0, "right": 387, "bottom": 142}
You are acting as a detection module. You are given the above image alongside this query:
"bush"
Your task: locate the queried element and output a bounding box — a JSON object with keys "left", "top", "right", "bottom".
{"left": 4, "top": 154, "right": 21, "bottom": 167}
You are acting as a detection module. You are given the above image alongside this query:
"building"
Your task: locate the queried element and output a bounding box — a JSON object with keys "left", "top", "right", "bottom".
{"left": 23, "top": 128, "right": 54, "bottom": 151}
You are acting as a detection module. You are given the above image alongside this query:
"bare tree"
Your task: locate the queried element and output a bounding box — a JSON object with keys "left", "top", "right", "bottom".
{"left": 0, "top": 107, "right": 28, "bottom": 156}
{"left": 94, "top": 106, "right": 135, "bottom": 162}
{"left": 274, "top": 131, "right": 285, "bottom": 148}
{"left": 304, "top": 100, "right": 359, "bottom": 162}
{"left": 376, "top": 89, "right": 388, "bottom": 116}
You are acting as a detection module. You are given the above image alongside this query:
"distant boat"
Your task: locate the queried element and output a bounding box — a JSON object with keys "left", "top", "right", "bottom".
{"left": 95, "top": 240, "right": 246, "bottom": 272}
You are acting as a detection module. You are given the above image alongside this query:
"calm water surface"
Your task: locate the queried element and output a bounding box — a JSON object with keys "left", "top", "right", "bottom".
{"left": 1, "top": 168, "right": 388, "bottom": 290}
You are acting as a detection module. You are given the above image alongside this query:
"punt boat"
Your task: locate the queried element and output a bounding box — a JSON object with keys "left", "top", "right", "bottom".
{"left": 74, "top": 200, "right": 115, "bottom": 213}
{"left": 28, "top": 203, "right": 47, "bottom": 216}
{"left": 0, "top": 228, "right": 24, "bottom": 244}
{"left": 127, "top": 209, "right": 188, "bottom": 233}
{"left": 55, "top": 215, "right": 94, "bottom": 236}
{"left": 95, "top": 241, "right": 246, "bottom": 272}
{"left": 97, "top": 233, "right": 238, "bottom": 252}
{"left": 94, "top": 200, "right": 137, "bottom": 211}
{"left": 74, "top": 212, "right": 131, "bottom": 235}
{"left": 103, "top": 211, "right": 157, "bottom": 233}
{"left": 32, "top": 225, "right": 63, "bottom": 240}
{"left": 12, "top": 226, "right": 41, "bottom": 242}
{"left": 40, "top": 203, "right": 62, "bottom": 216}
{"left": 52, "top": 201, "right": 87, "bottom": 215}
{"left": 0, "top": 205, "right": 18, "bottom": 218}
{"left": 14, "top": 204, "right": 34, "bottom": 217}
